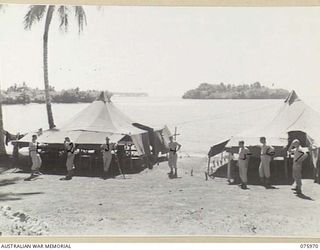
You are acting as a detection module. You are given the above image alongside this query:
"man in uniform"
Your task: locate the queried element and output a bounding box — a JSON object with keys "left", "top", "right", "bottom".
{"left": 27, "top": 134, "right": 42, "bottom": 179}
{"left": 168, "top": 135, "right": 182, "bottom": 178}
{"left": 259, "top": 137, "right": 275, "bottom": 188}
{"left": 289, "top": 139, "right": 308, "bottom": 195}
{"left": 62, "top": 137, "right": 76, "bottom": 180}
{"left": 100, "top": 136, "right": 114, "bottom": 179}
{"left": 238, "top": 140, "right": 251, "bottom": 189}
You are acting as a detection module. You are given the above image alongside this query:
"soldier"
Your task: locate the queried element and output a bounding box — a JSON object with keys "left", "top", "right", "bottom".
{"left": 168, "top": 136, "right": 181, "bottom": 178}
{"left": 27, "top": 134, "right": 42, "bottom": 179}
{"left": 62, "top": 137, "right": 76, "bottom": 180}
{"left": 100, "top": 137, "right": 114, "bottom": 179}
{"left": 238, "top": 140, "right": 251, "bottom": 189}
{"left": 289, "top": 139, "right": 308, "bottom": 195}
{"left": 259, "top": 137, "right": 275, "bottom": 188}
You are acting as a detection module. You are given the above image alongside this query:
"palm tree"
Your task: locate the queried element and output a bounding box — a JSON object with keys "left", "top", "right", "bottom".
{"left": 24, "top": 5, "right": 87, "bottom": 129}
{"left": 0, "top": 4, "right": 7, "bottom": 156}
{"left": 0, "top": 88, "right": 6, "bottom": 157}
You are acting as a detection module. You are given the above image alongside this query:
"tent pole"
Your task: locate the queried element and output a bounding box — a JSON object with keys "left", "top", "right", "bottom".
{"left": 284, "top": 156, "right": 288, "bottom": 179}
{"left": 205, "top": 156, "right": 211, "bottom": 181}
{"left": 207, "top": 156, "right": 211, "bottom": 174}
{"left": 227, "top": 152, "right": 232, "bottom": 183}
{"left": 129, "top": 144, "right": 133, "bottom": 170}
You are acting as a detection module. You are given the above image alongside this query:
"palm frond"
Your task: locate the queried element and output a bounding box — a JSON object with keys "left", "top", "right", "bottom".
{"left": 58, "top": 6, "right": 69, "bottom": 31}
{"left": 24, "top": 5, "right": 47, "bottom": 30}
{"left": 74, "top": 6, "right": 87, "bottom": 33}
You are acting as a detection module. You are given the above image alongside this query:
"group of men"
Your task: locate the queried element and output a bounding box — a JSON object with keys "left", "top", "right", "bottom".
{"left": 28, "top": 133, "right": 183, "bottom": 180}
{"left": 237, "top": 136, "right": 308, "bottom": 194}
{"left": 28, "top": 135, "right": 115, "bottom": 180}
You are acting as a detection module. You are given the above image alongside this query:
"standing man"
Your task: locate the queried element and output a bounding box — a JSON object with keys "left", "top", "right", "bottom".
{"left": 62, "top": 137, "right": 76, "bottom": 180}
{"left": 27, "top": 134, "right": 42, "bottom": 179}
{"left": 238, "top": 140, "right": 251, "bottom": 189}
{"left": 289, "top": 139, "right": 308, "bottom": 195}
{"left": 100, "top": 137, "right": 114, "bottom": 179}
{"left": 168, "top": 135, "right": 181, "bottom": 178}
{"left": 259, "top": 137, "right": 275, "bottom": 188}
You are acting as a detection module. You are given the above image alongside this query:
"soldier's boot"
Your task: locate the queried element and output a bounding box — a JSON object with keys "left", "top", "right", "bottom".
{"left": 296, "top": 187, "right": 302, "bottom": 195}
{"left": 173, "top": 169, "right": 178, "bottom": 178}
{"left": 65, "top": 170, "right": 73, "bottom": 180}
{"left": 265, "top": 178, "right": 271, "bottom": 188}
{"left": 102, "top": 171, "right": 107, "bottom": 179}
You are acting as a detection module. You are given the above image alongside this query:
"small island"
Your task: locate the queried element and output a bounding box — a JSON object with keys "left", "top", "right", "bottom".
{"left": 182, "top": 82, "right": 289, "bottom": 99}
{"left": 1, "top": 83, "right": 148, "bottom": 105}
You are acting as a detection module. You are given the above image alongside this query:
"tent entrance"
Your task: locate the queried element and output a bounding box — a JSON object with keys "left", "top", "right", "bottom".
{"left": 288, "top": 131, "right": 307, "bottom": 147}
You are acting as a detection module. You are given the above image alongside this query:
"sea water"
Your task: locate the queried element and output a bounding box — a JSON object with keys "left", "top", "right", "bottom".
{"left": 3, "top": 96, "right": 320, "bottom": 156}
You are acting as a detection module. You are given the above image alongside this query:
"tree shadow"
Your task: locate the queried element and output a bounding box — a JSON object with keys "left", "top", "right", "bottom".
{"left": 0, "top": 191, "right": 44, "bottom": 202}
{"left": 0, "top": 177, "right": 23, "bottom": 187}
{"left": 0, "top": 193, "right": 21, "bottom": 201}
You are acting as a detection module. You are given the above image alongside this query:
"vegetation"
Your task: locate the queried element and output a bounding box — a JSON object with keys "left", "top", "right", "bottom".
{"left": 24, "top": 5, "right": 87, "bottom": 129}
{"left": 1, "top": 83, "right": 99, "bottom": 104}
{"left": 0, "top": 83, "right": 147, "bottom": 105}
{"left": 182, "top": 82, "right": 289, "bottom": 99}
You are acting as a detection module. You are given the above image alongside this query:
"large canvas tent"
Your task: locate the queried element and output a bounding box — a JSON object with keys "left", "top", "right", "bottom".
{"left": 17, "top": 92, "right": 170, "bottom": 157}
{"left": 208, "top": 90, "right": 320, "bottom": 177}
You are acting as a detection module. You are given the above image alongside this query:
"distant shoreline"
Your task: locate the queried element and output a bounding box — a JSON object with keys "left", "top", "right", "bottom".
{"left": 1, "top": 83, "right": 148, "bottom": 105}
{"left": 182, "top": 82, "right": 289, "bottom": 100}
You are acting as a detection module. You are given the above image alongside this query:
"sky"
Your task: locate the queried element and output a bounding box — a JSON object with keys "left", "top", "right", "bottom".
{"left": 0, "top": 4, "right": 320, "bottom": 98}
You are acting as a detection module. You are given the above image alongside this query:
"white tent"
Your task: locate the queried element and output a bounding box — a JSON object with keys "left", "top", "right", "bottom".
{"left": 18, "top": 92, "right": 150, "bottom": 155}
{"left": 209, "top": 90, "right": 320, "bottom": 168}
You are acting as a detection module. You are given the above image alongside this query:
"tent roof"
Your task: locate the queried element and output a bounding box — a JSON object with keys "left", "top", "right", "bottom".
{"left": 59, "top": 92, "right": 144, "bottom": 135}
{"left": 18, "top": 92, "right": 148, "bottom": 151}
{"left": 226, "top": 90, "right": 320, "bottom": 148}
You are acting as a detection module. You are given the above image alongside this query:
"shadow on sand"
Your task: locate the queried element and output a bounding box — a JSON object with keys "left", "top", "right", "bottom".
{"left": 0, "top": 191, "right": 44, "bottom": 202}
{"left": 0, "top": 177, "right": 23, "bottom": 187}
{"left": 296, "top": 193, "right": 314, "bottom": 201}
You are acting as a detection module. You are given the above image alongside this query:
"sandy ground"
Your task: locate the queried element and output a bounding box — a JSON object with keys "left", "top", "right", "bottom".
{"left": 0, "top": 156, "right": 320, "bottom": 237}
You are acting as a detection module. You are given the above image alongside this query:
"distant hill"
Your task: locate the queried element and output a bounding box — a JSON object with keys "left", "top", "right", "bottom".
{"left": 182, "top": 82, "right": 289, "bottom": 99}
{"left": 1, "top": 83, "right": 148, "bottom": 105}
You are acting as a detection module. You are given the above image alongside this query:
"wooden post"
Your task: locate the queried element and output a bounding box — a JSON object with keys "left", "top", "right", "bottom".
{"left": 129, "top": 144, "right": 133, "bottom": 170}
{"left": 173, "top": 127, "right": 180, "bottom": 141}
{"left": 227, "top": 152, "right": 232, "bottom": 182}
{"left": 207, "top": 156, "right": 211, "bottom": 174}
{"left": 284, "top": 157, "right": 288, "bottom": 179}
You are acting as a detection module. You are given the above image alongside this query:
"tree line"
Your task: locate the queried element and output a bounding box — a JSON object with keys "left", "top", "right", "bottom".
{"left": 2, "top": 83, "right": 102, "bottom": 105}
{"left": 182, "top": 82, "right": 289, "bottom": 99}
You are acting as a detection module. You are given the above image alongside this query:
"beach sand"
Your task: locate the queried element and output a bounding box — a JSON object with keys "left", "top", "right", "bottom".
{"left": 0, "top": 156, "right": 320, "bottom": 237}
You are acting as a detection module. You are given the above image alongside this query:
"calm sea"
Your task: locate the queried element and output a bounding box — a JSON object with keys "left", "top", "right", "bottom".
{"left": 3, "top": 96, "right": 320, "bottom": 156}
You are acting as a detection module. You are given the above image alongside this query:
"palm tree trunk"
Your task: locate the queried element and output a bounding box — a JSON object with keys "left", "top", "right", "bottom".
{"left": 0, "top": 97, "right": 6, "bottom": 156}
{"left": 43, "top": 5, "right": 55, "bottom": 129}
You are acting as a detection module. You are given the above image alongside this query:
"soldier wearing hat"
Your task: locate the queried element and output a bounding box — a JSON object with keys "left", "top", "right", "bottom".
{"left": 238, "top": 140, "right": 251, "bottom": 189}
{"left": 168, "top": 135, "right": 181, "bottom": 178}
{"left": 62, "top": 137, "right": 76, "bottom": 180}
{"left": 289, "top": 139, "right": 308, "bottom": 195}
{"left": 27, "top": 134, "right": 42, "bottom": 179}
{"left": 100, "top": 136, "right": 115, "bottom": 179}
{"left": 259, "top": 137, "right": 275, "bottom": 188}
